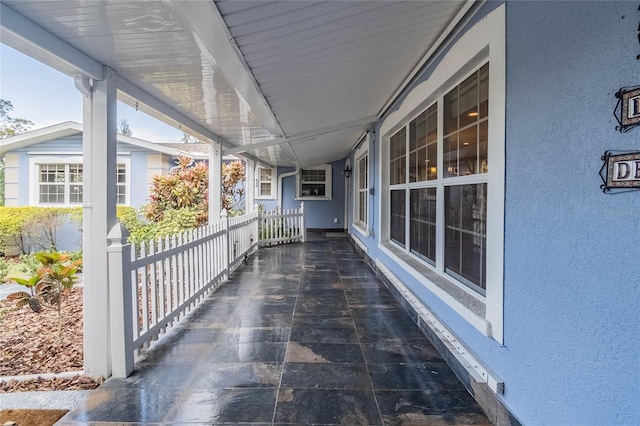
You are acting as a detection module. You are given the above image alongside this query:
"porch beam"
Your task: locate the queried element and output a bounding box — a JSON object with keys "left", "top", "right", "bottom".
{"left": 0, "top": 3, "right": 103, "bottom": 80}
{"left": 223, "top": 115, "right": 377, "bottom": 156}
{"left": 117, "top": 77, "right": 231, "bottom": 148}
{"left": 161, "top": 0, "right": 284, "bottom": 137}
{"left": 82, "top": 66, "right": 118, "bottom": 379}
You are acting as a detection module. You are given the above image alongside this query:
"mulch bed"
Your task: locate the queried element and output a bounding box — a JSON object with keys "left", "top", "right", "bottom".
{"left": 0, "top": 287, "right": 101, "bottom": 392}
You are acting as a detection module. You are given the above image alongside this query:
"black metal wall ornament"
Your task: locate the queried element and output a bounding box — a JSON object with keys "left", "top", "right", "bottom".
{"left": 600, "top": 150, "right": 640, "bottom": 193}
{"left": 613, "top": 85, "right": 640, "bottom": 132}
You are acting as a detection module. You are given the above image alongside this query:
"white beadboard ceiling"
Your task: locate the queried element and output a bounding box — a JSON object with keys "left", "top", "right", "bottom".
{"left": 1, "top": 0, "right": 469, "bottom": 167}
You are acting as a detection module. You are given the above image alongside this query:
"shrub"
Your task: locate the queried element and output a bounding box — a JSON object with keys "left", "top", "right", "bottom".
{"left": 0, "top": 207, "right": 78, "bottom": 254}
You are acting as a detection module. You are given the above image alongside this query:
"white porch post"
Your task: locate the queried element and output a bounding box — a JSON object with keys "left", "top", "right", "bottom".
{"left": 209, "top": 142, "right": 222, "bottom": 224}
{"left": 245, "top": 159, "right": 255, "bottom": 214}
{"left": 82, "top": 66, "right": 118, "bottom": 379}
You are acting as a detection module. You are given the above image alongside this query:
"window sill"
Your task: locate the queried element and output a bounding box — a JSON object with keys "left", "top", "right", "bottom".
{"left": 351, "top": 223, "right": 369, "bottom": 238}
{"left": 378, "top": 241, "right": 488, "bottom": 334}
{"left": 295, "top": 196, "right": 332, "bottom": 201}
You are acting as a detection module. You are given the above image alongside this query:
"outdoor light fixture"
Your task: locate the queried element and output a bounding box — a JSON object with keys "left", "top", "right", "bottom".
{"left": 343, "top": 165, "right": 352, "bottom": 178}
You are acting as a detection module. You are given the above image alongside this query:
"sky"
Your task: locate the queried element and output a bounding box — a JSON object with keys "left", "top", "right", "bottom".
{"left": 0, "top": 43, "right": 183, "bottom": 143}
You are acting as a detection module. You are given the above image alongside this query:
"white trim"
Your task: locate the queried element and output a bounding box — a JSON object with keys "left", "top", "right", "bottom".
{"left": 350, "top": 233, "right": 369, "bottom": 254}
{"left": 255, "top": 166, "right": 276, "bottom": 200}
{"left": 377, "top": 5, "right": 506, "bottom": 343}
{"left": 295, "top": 164, "right": 332, "bottom": 201}
{"left": 352, "top": 138, "right": 370, "bottom": 237}
{"left": 28, "top": 155, "right": 131, "bottom": 207}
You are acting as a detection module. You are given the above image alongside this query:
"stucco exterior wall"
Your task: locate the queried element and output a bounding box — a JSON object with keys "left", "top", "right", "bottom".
{"left": 501, "top": 1, "right": 639, "bottom": 423}
{"left": 349, "top": 1, "right": 639, "bottom": 424}
{"left": 276, "top": 159, "right": 347, "bottom": 229}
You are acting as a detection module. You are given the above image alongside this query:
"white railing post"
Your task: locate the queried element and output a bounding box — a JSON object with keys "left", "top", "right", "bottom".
{"left": 300, "top": 202, "right": 306, "bottom": 242}
{"left": 221, "top": 209, "right": 229, "bottom": 279}
{"left": 253, "top": 203, "right": 260, "bottom": 249}
{"left": 107, "top": 222, "right": 134, "bottom": 378}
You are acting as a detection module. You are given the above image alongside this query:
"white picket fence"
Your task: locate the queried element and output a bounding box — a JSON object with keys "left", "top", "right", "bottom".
{"left": 107, "top": 209, "right": 258, "bottom": 377}
{"left": 258, "top": 203, "right": 306, "bottom": 247}
{"left": 107, "top": 205, "right": 305, "bottom": 377}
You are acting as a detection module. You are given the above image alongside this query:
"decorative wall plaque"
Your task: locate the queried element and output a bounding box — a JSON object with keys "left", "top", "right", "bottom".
{"left": 614, "top": 86, "right": 640, "bottom": 132}
{"left": 600, "top": 151, "right": 640, "bottom": 193}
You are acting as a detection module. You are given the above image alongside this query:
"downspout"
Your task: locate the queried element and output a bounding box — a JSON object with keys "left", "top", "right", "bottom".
{"left": 278, "top": 169, "right": 299, "bottom": 209}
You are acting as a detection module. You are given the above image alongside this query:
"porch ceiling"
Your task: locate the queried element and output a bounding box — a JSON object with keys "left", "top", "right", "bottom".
{"left": 1, "top": 0, "right": 469, "bottom": 167}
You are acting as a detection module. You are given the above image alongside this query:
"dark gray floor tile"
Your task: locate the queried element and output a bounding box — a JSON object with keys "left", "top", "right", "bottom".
{"left": 61, "top": 388, "right": 178, "bottom": 423}
{"left": 222, "top": 327, "right": 291, "bottom": 343}
{"left": 188, "top": 362, "right": 283, "bottom": 389}
{"left": 375, "top": 390, "right": 491, "bottom": 425}
{"left": 281, "top": 362, "right": 371, "bottom": 389}
{"left": 137, "top": 342, "right": 214, "bottom": 364}
{"left": 206, "top": 342, "right": 287, "bottom": 362}
{"left": 290, "top": 325, "right": 359, "bottom": 343}
{"left": 226, "top": 314, "right": 293, "bottom": 328}
{"left": 101, "top": 363, "right": 196, "bottom": 390}
{"left": 368, "top": 363, "right": 466, "bottom": 391}
{"left": 292, "top": 314, "right": 355, "bottom": 329}
{"left": 167, "top": 388, "right": 277, "bottom": 423}
{"left": 286, "top": 342, "right": 365, "bottom": 363}
{"left": 274, "top": 388, "right": 382, "bottom": 425}
{"left": 295, "top": 302, "right": 351, "bottom": 315}
{"left": 361, "top": 341, "right": 444, "bottom": 364}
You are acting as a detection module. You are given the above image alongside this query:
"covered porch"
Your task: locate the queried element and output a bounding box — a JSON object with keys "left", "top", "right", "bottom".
{"left": 59, "top": 232, "right": 490, "bottom": 425}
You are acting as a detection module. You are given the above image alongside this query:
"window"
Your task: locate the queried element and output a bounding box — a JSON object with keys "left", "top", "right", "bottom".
{"left": 377, "top": 5, "right": 504, "bottom": 341}
{"left": 387, "top": 64, "right": 489, "bottom": 294}
{"left": 297, "top": 164, "right": 332, "bottom": 200}
{"left": 257, "top": 166, "right": 276, "bottom": 199}
{"left": 35, "top": 160, "right": 128, "bottom": 206}
{"left": 39, "top": 164, "right": 84, "bottom": 205}
{"left": 353, "top": 141, "right": 369, "bottom": 233}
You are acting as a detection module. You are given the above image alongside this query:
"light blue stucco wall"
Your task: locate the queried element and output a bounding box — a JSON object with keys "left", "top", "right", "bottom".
{"left": 349, "top": 2, "right": 639, "bottom": 424}
{"left": 501, "top": 2, "right": 639, "bottom": 424}
{"left": 269, "top": 160, "right": 347, "bottom": 229}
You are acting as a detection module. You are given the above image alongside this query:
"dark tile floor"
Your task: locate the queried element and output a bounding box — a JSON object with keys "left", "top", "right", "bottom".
{"left": 59, "top": 233, "right": 491, "bottom": 425}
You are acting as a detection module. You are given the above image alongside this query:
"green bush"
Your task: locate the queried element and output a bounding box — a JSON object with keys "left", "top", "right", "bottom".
{"left": 0, "top": 207, "right": 78, "bottom": 254}
{"left": 117, "top": 206, "right": 201, "bottom": 245}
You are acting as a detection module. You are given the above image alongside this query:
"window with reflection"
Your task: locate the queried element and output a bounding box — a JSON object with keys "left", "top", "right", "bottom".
{"left": 387, "top": 63, "right": 489, "bottom": 294}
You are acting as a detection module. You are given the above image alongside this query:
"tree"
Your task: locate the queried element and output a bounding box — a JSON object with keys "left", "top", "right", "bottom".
{"left": 145, "top": 156, "right": 209, "bottom": 226}
{"left": 222, "top": 160, "right": 246, "bottom": 212}
{"left": 118, "top": 118, "right": 132, "bottom": 136}
{"left": 0, "top": 99, "right": 34, "bottom": 139}
{"left": 180, "top": 131, "right": 201, "bottom": 144}
{"left": 144, "top": 156, "right": 246, "bottom": 227}
{"left": 0, "top": 99, "right": 35, "bottom": 205}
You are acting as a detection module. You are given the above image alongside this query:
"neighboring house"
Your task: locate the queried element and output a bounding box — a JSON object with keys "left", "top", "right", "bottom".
{"left": 0, "top": 121, "right": 209, "bottom": 208}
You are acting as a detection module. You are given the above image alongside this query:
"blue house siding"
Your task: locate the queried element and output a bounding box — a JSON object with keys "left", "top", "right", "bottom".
{"left": 348, "top": 2, "right": 639, "bottom": 424}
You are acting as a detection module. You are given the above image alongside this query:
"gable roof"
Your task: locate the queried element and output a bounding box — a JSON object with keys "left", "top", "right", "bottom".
{"left": 0, "top": 121, "right": 209, "bottom": 159}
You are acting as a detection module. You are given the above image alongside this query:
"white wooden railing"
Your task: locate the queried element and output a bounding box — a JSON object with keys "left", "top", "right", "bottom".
{"left": 107, "top": 209, "right": 258, "bottom": 377}
{"left": 258, "top": 202, "right": 306, "bottom": 247}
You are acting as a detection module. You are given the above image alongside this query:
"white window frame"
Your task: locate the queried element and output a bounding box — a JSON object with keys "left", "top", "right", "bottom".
{"left": 352, "top": 141, "right": 369, "bottom": 236}
{"left": 256, "top": 166, "right": 276, "bottom": 199}
{"left": 296, "top": 164, "right": 332, "bottom": 200}
{"left": 377, "top": 5, "right": 505, "bottom": 343}
{"left": 29, "top": 155, "right": 131, "bottom": 206}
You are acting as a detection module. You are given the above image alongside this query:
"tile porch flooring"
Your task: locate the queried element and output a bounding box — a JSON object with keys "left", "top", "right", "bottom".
{"left": 59, "top": 233, "right": 491, "bottom": 425}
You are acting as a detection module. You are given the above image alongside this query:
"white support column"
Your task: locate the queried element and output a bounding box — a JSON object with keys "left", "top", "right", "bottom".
{"left": 82, "top": 66, "right": 118, "bottom": 379}
{"left": 245, "top": 159, "right": 255, "bottom": 214}
{"left": 209, "top": 142, "right": 222, "bottom": 224}
{"left": 107, "top": 222, "right": 134, "bottom": 378}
